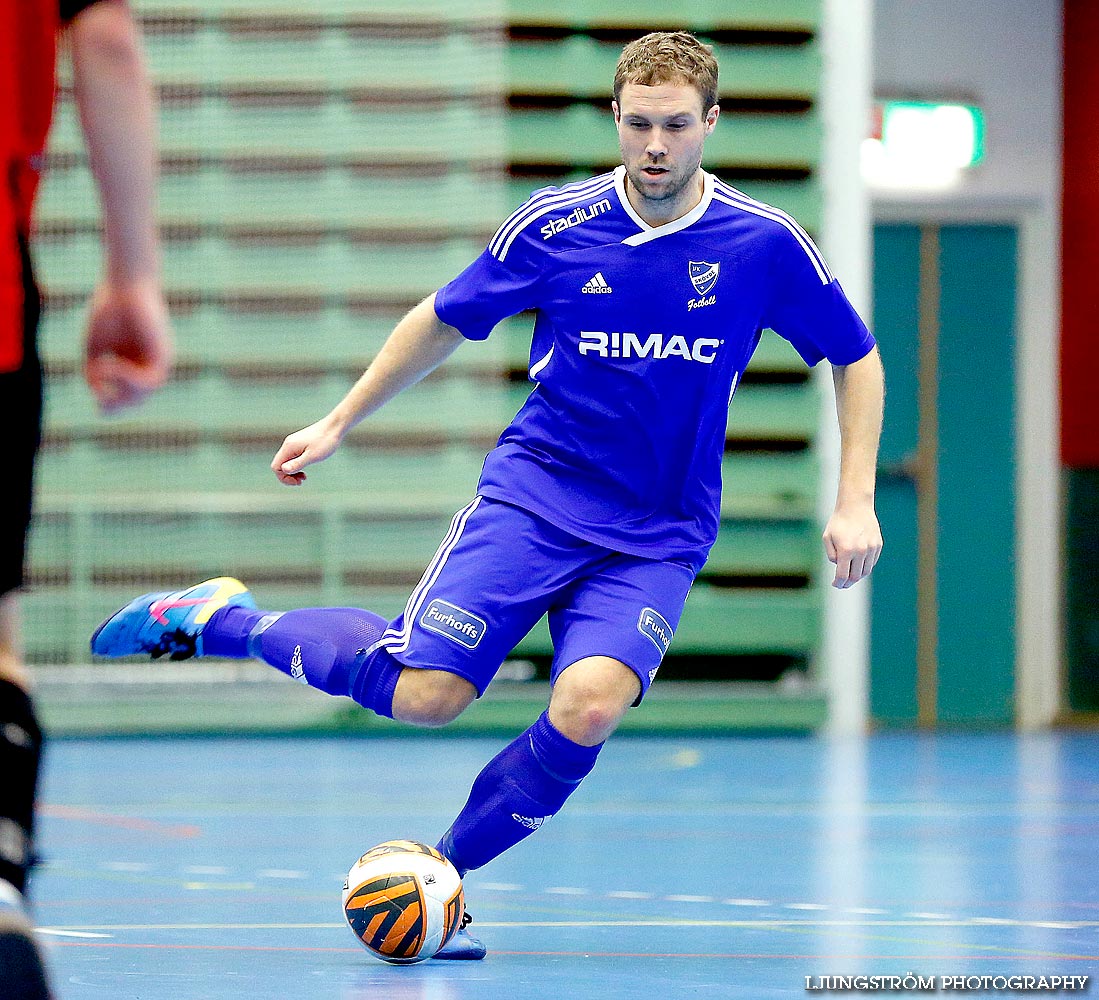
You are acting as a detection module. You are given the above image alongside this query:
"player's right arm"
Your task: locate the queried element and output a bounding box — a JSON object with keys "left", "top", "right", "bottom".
{"left": 273, "top": 184, "right": 549, "bottom": 486}
{"left": 271, "top": 293, "right": 464, "bottom": 486}
{"left": 68, "top": 0, "right": 173, "bottom": 413}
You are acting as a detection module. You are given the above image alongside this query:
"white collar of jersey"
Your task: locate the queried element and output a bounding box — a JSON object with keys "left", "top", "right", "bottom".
{"left": 614, "top": 165, "right": 715, "bottom": 246}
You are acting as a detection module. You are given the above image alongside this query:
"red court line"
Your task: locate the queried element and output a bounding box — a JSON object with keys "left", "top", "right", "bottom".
{"left": 49, "top": 942, "right": 1099, "bottom": 960}
{"left": 493, "top": 951, "right": 1099, "bottom": 961}
{"left": 37, "top": 894, "right": 322, "bottom": 908}
{"left": 40, "top": 805, "right": 201, "bottom": 839}
{"left": 54, "top": 942, "right": 361, "bottom": 954}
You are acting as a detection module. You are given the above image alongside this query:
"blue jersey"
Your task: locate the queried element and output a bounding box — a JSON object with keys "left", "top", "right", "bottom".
{"left": 434, "top": 167, "right": 875, "bottom": 571}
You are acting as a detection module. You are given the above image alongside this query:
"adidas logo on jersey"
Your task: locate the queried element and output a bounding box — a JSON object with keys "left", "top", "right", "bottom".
{"left": 582, "top": 272, "right": 613, "bottom": 294}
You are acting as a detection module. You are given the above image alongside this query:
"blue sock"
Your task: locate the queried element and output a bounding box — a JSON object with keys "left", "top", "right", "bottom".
{"left": 204, "top": 606, "right": 403, "bottom": 718}
{"left": 437, "top": 711, "right": 603, "bottom": 876}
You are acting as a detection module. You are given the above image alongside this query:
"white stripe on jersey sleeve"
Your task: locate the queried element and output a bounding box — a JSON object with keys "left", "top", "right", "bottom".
{"left": 529, "top": 344, "right": 554, "bottom": 380}
{"left": 712, "top": 182, "right": 833, "bottom": 285}
{"left": 491, "top": 176, "right": 616, "bottom": 262}
{"left": 489, "top": 172, "right": 615, "bottom": 257}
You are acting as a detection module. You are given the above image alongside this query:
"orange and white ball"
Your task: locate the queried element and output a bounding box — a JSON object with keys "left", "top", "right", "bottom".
{"left": 342, "top": 840, "right": 465, "bottom": 964}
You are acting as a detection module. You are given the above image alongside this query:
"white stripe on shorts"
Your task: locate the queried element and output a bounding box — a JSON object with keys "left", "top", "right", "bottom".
{"left": 369, "top": 495, "right": 483, "bottom": 657}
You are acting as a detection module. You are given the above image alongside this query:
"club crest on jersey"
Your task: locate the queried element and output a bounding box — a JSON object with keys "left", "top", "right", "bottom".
{"left": 689, "top": 260, "right": 720, "bottom": 296}
{"left": 420, "top": 599, "right": 486, "bottom": 649}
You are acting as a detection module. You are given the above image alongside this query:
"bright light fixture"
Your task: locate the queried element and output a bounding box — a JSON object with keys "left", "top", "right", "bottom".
{"left": 862, "top": 101, "right": 984, "bottom": 191}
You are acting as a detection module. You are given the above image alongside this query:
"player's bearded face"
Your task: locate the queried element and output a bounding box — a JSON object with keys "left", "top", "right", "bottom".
{"left": 614, "top": 82, "right": 718, "bottom": 211}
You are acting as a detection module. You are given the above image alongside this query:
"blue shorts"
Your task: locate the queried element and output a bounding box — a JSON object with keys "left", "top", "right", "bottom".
{"left": 371, "top": 497, "right": 695, "bottom": 704}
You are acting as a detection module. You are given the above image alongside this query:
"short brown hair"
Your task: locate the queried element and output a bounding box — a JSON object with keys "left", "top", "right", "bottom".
{"left": 613, "top": 32, "right": 719, "bottom": 116}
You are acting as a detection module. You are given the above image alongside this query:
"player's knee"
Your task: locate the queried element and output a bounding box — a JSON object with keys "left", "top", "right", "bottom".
{"left": 549, "top": 658, "right": 640, "bottom": 745}
{"left": 392, "top": 669, "right": 477, "bottom": 728}
{"left": 555, "top": 701, "right": 624, "bottom": 745}
{"left": 0, "top": 655, "right": 31, "bottom": 691}
{"left": 0, "top": 593, "right": 30, "bottom": 691}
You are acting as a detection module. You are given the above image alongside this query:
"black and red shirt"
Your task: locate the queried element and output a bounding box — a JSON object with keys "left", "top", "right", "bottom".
{"left": 1, "top": 0, "right": 105, "bottom": 371}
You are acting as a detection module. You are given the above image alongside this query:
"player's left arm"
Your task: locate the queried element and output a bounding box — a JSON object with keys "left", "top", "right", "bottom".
{"left": 68, "top": 0, "right": 173, "bottom": 413}
{"left": 823, "top": 345, "right": 884, "bottom": 589}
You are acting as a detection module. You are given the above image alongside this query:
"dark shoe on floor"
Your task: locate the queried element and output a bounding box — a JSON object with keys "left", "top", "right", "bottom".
{"left": 433, "top": 911, "right": 487, "bottom": 960}
{"left": 0, "top": 880, "right": 53, "bottom": 1000}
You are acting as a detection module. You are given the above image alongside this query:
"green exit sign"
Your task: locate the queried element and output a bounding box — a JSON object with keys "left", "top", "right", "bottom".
{"left": 880, "top": 101, "right": 985, "bottom": 168}
{"left": 863, "top": 101, "right": 985, "bottom": 190}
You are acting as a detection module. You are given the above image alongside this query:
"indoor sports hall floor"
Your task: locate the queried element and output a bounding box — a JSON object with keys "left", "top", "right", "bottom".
{"left": 31, "top": 732, "right": 1098, "bottom": 998}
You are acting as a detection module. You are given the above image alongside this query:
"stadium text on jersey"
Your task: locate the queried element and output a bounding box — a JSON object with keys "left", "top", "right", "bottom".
{"left": 539, "top": 199, "right": 613, "bottom": 239}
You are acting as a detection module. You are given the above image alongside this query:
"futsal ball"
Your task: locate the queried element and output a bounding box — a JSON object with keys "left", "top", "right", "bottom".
{"left": 342, "top": 840, "right": 465, "bottom": 964}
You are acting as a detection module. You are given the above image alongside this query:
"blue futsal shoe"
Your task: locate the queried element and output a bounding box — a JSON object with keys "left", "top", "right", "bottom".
{"left": 90, "top": 577, "right": 255, "bottom": 661}
{"left": 0, "top": 879, "right": 53, "bottom": 1000}
{"left": 433, "top": 912, "right": 487, "bottom": 961}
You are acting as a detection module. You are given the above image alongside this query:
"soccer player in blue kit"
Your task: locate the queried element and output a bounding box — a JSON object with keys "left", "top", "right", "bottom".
{"left": 92, "top": 32, "right": 885, "bottom": 960}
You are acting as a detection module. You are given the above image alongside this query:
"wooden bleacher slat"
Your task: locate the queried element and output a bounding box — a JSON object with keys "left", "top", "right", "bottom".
{"left": 507, "top": 105, "right": 819, "bottom": 170}
{"left": 505, "top": 0, "right": 819, "bottom": 33}
{"left": 507, "top": 37, "right": 818, "bottom": 101}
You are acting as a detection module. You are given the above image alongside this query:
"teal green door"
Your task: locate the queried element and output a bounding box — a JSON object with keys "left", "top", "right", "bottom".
{"left": 871, "top": 223, "right": 1017, "bottom": 726}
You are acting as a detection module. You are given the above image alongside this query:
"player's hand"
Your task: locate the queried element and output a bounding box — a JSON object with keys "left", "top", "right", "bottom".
{"left": 83, "top": 279, "right": 173, "bottom": 414}
{"left": 822, "top": 502, "right": 883, "bottom": 589}
{"left": 271, "top": 416, "right": 345, "bottom": 486}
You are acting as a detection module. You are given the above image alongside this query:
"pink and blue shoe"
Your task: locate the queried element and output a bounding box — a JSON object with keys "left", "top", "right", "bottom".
{"left": 90, "top": 577, "right": 255, "bottom": 660}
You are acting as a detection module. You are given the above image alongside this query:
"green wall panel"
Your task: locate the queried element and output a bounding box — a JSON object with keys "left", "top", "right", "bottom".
{"left": 1066, "top": 469, "right": 1099, "bottom": 710}
{"left": 936, "top": 226, "right": 1016, "bottom": 725}
{"left": 869, "top": 224, "right": 921, "bottom": 724}
{"left": 870, "top": 224, "right": 1017, "bottom": 727}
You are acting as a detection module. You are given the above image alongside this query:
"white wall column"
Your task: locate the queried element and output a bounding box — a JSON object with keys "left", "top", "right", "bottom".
{"left": 818, "top": 0, "right": 875, "bottom": 734}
